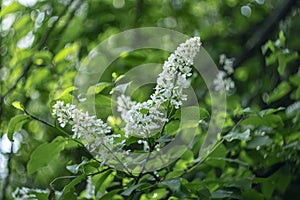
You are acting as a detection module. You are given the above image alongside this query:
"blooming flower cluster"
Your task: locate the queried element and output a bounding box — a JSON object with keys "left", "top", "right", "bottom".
{"left": 117, "top": 37, "right": 201, "bottom": 138}
{"left": 213, "top": 54, "right": 235, "bottom": 93}
{"left": 52, "top": 37, "right": 201, "bottom": 157}
{"left": 52, "top": 101, "right": 118, "bottom": 155}
{"left": 52, "top": 101, "right": 111, "bottom": 137}
{"left": 151, "top": 37, "right": 201, "bottom": 108}
{"left": 117, "top": 95, "right": 168, "bottom": 138}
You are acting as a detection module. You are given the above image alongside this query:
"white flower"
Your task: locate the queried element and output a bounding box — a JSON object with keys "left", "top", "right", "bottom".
{"left": 213, "top": 70, "right": 235, "bottom": 93}
{"left": 117, "top": 96, "right": 168, "bottom": 138}
{"left": 12, "top": 187, "right": 52, "bottom": 200}
{"left": 151, "top": 37, "right": 201, "bottom": 108}
{"left": 117, "top": 37, "right": 201, "bottom": 138}
{"left": 214, "top": 54, "right": 235, "bottom": 93}
{"left": 219, "top": 54, "right": 226, "bottom": 65}
{"left": 224, "top": 58, "right": 234, "bottom": 75}
{"left": 219, "top": 54, "right": 234, "bottom": 75}
{"left": 52, "top": 101, "right": 113, "bottom": 157}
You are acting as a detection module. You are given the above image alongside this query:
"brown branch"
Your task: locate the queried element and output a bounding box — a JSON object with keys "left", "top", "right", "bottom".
{"left": 233, "top": 0, "right": 298, "bottom": 69}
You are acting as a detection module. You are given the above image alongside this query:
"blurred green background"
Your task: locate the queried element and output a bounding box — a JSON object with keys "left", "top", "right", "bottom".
{"left": 1, "top": 0, "right": 300, "bottom": 199}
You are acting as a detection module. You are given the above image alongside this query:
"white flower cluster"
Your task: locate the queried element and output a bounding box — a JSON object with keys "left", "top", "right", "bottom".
{"left": 151, "top": 37, "right": 201, "bottom": 108}
{"left": 12, "top": 187, "right": 56, "bottom": 200}
{"left": 117, "top": 95, "right": 168, "bottom": 138}
{"left": 52, "top": 37, "right": 201, "bottom": 155}
{"left": 52, "top": 101, "right": 111, "bottom": 138}
{"left": 213, "top": 54, "right": 235, "bottom": 93}
{"left": 52, "top": 101, "right": 116, "bottom": 154}
{"left": 117, "top": 37, "right": 201, "bottom": 138}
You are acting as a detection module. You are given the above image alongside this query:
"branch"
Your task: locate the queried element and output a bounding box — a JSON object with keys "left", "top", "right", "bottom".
{"left": 233, "top": 0, "right": 298, "bottom": 69}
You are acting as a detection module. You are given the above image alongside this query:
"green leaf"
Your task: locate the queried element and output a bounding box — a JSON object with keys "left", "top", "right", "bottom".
{"left": 7, "top": 114, "right": 30, "bottom": 141}
{"left": 53, "top": 86, "right": 77, "bottom": 102}
{"left": 223, "top": 129, "right": 251, "bottom": 142}
{"left": 99, "top": 189, "right": 121, "bottom": 200}
{"left": 246, "top": 136, "right": 272, "bottom": 149}
{"left": 279, "top": 31, "right": 286, "bottom": 47}
{"left": 32, "top": 51, "right": 53, "bottom": 66}
{"left": 164, "top": 120, "right": 179, "bottom": 135}
{"left": 54, "top": 43, "right": 79, "bottom": 64}
{"left": 94, "top": 170, "right": 113, "bottom": 194}
{"left": 141, "top": 188, "right": 168, "bottom": 200}
{"left": 159, "top": 178, "right": 181, "bottom": 194}
{"left": 241, "top": 114, "right": 283, "bottom": 128}
{"left": 278, "top": 52, "right": 299, "bottom": 75}
{"left": 212, "top": 189, "right": 241, "bottom": 199}
{"left": 121, "top": 183, "right": 150, "bottom": 196}
{"left": 0, "top": 2, "right": 23, "bottom": 17}
{"left": 289, "top": 72, "right": 300, "bottom": 86}
{"left": 265, "top": 53, "right": 277, "bottom": 66}
{"left": 205, "top": 144, "right": 227, "bottom": 169}
{"left": 224, "top": 179, "right": 252, "bottom": 190}
{"left": 242, "top": 189, "right": 264, "bottom": 200}
{"left": 259, "top": 107, "right": 285, "bottom": 116}
{"left": 294, "top": 86, "right": 300, "bottom": 100}
{"left": 267, "top": 81, "right": 291, "bottom": 103}
{"left": 87, "top": 82, "right": 112, "bottom": 96}
{"left": 12, "top": 101, "right": 25, "bottom": 111}
{"left": 59, "top": 174, "right": 86, "bottom": 200}
{"left": 207, "top": 157, "right": 248, "bottom": 166}
{"left": 27, "top": 136, "right": 66, "bottom": 175}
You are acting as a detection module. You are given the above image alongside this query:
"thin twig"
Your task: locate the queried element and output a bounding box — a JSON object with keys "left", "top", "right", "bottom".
{"left": 136, "top": 146, "right": 152, "bottom": 183}
{"left": 49, "top": 167, "right": 111, "bottom": 190}
{"left": 23, "top": 109, "right": 105, "bottom": 165}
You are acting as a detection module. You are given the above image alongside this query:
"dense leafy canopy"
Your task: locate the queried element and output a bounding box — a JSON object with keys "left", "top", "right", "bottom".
{"left": 1, "top": 0, "right": 300, "bottom": 199}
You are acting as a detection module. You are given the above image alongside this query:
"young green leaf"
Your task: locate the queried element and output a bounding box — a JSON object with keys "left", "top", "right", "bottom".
{"left": 121, "top": 183, "right": 150, "bottom": 196}
{"left": 87, "top": 82, "right": 112, "bottom": 96}
{"left": 27, "top": 136, "right": 66, "bottom": 175}
{"left": 99, "top": 189, "right": 121, "bottom": 200}
{"left": 94, "top": 170, "right": 113, "bottom": 194}
{"left": 7, "top": 114, "right": 30, "bottom": 141}
{"left": 59, "top": 174, "right": 86, "bottom": 200}
{"left": 12, "top": 101, "right": 25, "bottom": 111}
{"left": 159, "top": 178, "right": 181, "bottom": 193}
{"left": 223, "top": 129, "right": 251, "bottom": 142}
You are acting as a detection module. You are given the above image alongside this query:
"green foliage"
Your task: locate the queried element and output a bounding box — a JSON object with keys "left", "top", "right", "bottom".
{"left": 1, "top": 0, "right": 300, "bottom": 200}
{"left": 27, "top": 136, "right": 67, "bottom": 175}
{"left": 7, "top": 114, "right": 30, "bottom": 141}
